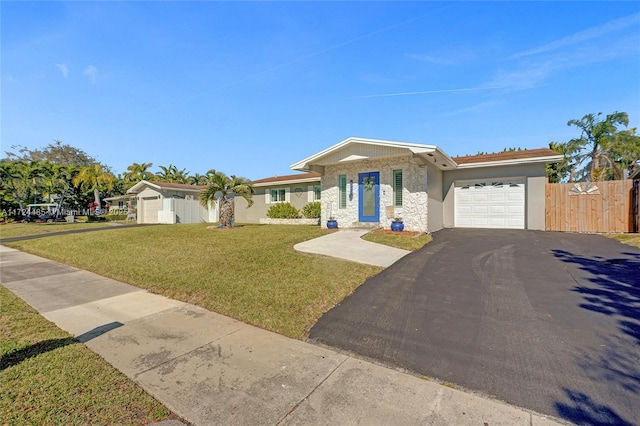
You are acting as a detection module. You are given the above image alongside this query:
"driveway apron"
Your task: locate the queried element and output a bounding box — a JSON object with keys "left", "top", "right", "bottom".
{"left": 308, "top": 228, "right": 640, "bottom": 426}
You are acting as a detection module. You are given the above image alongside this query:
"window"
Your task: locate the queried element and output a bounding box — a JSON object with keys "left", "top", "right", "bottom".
{"left": 269, "top": 188, "right": 286, "bottom": 203}
{"left": 393, "top": 169, "right": 403, "bottom": 207}
{"left": 339, "top": 175, "right": 347, "bottom": 208}
{"left": 314, "top": 185, "right": 321, "bottom": 201}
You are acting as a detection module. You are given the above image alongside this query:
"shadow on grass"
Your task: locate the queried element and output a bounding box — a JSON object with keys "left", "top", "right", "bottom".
{"left": 552, "top": 249, "right": 640, "bottom": 425}
{"left": 0, "top": 337, "right": 77, "bottom": 371}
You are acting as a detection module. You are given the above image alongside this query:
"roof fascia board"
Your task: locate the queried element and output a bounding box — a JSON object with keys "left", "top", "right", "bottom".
{"left": 455, "top": 155, "right": 565, "bottom": 169}
{"left": 127, "top": 180, "right": 160, "bottom": 194}
{"left": 254, "top": 177, "right": 321, "bottom": 187}
{"left": 290, "top": 137, "right": 437, "bottom": 171}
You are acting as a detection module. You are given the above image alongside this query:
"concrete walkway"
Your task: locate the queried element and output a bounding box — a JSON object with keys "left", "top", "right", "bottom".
{"left": 0, "top": 244, "right": 565, "bottom": 426}
{"left": 294, "top": 229, "right": 410, "bottom": 267}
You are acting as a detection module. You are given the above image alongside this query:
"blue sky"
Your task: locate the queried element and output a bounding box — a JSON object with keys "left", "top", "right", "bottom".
{"left": 2, "top": 1, "right": 639, "bottom": 180}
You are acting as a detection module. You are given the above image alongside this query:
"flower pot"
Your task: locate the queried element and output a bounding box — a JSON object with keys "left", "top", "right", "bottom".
{"left": 327, "top": 219, "right": 338, "bottom": 229}
{"left": 391, "top": 221, "right": 404, "bottom": 232}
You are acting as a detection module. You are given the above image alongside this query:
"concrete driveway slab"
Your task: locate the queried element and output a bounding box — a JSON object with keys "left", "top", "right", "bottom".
{"left": 281, "top": 356, "right": 544, "bottom": 426}
{"left": 294, "top": 229, "right": 409, "bottom": 267}
{"left": 135, "top": 325, "right": 348, "bottom": 426}
{"left": 86, "top": 305, "right": 245, "bottom": 376}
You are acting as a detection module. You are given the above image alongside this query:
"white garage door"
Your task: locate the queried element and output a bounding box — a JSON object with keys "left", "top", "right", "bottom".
{"left": 141, "top": 197, "right": 161, "bottom": 224}
{"left": 455, "top": 180, "right": 525, "bottom": 229}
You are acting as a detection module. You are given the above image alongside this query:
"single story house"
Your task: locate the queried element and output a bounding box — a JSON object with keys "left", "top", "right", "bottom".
{"left": 233, "top": 172, "right": 321, "bottom": 223}
{"left": 290, "top": 137, "right": 563, "bottom": 232}
{"left": 126, "top": 181, "right": 217, "bottom": 224}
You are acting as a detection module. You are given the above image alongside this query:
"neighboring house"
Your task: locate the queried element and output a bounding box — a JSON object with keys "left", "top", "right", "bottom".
{"left": 233, "top": 172, "right": 321, "bottom": 223}
{"left": 291, "top": 137, "right": 563, "bottom": 232}
{"left": 104, "top": 194, "right": 136, "bottom": 213}
{"left": 126, "top": 181, "right": 217, "bottom": 224}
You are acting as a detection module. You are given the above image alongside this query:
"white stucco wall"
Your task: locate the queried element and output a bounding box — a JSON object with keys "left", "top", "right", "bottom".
{"left": 321, "top": 155, "right": 429, "bottom": 232}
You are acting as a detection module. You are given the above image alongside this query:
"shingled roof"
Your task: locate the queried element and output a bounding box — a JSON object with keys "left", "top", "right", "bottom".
{"left": 252, "top": 172, "right": 321, "bottom": 186}
{"left": 453, "top": 148, "right": 561, "bottom": 165}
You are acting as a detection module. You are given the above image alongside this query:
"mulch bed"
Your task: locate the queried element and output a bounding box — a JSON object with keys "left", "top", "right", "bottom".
{"left": 370, "top": 229, "right": 422, "bottom": 237}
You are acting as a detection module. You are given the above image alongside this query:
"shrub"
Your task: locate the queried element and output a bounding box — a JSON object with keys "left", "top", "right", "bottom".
{"left": 105, "top": 214, "right": 127, "bottom": 221}
{"left": 266, "top": 202, "right": 300, "bottom": 219}
{"left": 301, "top": 201, "right": 321, "bottom": 219}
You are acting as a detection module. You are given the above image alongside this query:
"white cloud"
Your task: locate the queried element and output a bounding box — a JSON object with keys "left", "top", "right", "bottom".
{"left": 83, "top": 65, "right": 97, "bottom": 83}
{"left": 511, "top": 12, "right": 640, "bottom": 59}
{"left": 409, "top": 49, "right": 477, "bottom": 66}
{"left": 55, "top": 63, "right": 69, "bottom": 78}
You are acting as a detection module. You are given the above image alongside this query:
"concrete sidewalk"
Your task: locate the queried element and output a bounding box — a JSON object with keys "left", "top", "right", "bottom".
{"left": 294, "top": 229, "right": 410, "bottom": 267}
{"left": 0, "top": 245, "right": 565, "bottom": 426}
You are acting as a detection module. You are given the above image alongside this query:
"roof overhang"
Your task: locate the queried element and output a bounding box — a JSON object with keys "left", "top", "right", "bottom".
{"left": 290, "top": 137, "right": 457, "bottom": 172}
{"left": 455, "top": 154, "right": 565, "bottom": 169}
{"left": 126, "top": 180, "right": 204, "bottom": 194}
{"left": 253, "top": 176, "right": 321, "bottom": 187}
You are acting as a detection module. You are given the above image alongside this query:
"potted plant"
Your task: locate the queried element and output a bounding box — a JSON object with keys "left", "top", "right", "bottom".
{"left": 327, "top": 216, "right": 338, "bottom": 229}
{"left": 391, "top": 217, "right": 404, "bottom": 232}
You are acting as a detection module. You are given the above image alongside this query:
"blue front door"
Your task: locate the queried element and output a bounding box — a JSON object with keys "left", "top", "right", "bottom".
{"left": 358, "top": 172, "right": 380, "bottom": 222}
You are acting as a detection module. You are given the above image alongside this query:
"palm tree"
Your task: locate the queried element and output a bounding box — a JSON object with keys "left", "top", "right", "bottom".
{"left": 188, "top": 173, "right": 207, "bottom": 186}
{"left": 124, "top": 162, "right": 155, "bottom": 185}
{"left": 199, "top": 171, "right": 255, "bottom": 227}
{"left": 0, "top": 160, "right": 44, "bottom": 211}
{"left": 72, "top": 165, "right": 115, "bottom": 213}
{"left": 565, "top": 111, "right": 637, "bottom": 181}
{"left": 156, "top": 164, "right": 189, "bottom": 183}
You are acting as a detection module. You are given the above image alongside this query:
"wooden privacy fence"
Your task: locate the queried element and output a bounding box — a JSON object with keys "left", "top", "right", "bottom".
{"left": 545, "top": 180, "right": 634, "bottom": 233}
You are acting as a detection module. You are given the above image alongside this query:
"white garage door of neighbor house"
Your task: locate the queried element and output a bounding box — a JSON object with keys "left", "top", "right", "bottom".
{"left": 142, "top": 197, "right": 161, "bottom": 224}
{"left": 454, "top": 180, "right": 525, "bottom": 229}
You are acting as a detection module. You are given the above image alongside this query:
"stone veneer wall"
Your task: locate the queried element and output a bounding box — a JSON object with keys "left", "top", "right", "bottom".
{"left": 321, "top": 155, "right": 428, "bottom": 232}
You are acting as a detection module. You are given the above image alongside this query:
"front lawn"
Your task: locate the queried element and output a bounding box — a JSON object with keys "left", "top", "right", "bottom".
{"left": 362, "top": 229, "right": 432, "bottom": 251}
{"left": 0, "top": 286, "right": 173, "bottom": 425}
{"left": 0, "top": 222, "right": 117, "bottom": 239}
{"left": 6, "top": 224, "right": 382, "bottom": 338}
{"left": 605, "top": 233, "right": 640, "bottom": 249}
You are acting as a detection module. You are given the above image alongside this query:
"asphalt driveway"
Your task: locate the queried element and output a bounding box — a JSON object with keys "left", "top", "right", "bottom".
{"left": 308, "top": 228, "right": 640, "bottom": 425}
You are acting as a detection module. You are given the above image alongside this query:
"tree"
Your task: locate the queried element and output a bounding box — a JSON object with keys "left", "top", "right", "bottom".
{"left": 72, "top": 165, "right": 115, "bottom": 212}
{"left": 156, "top": 164, "right": 189, "bottom": 184}
{"left": 546, "top": 141, "right": 572, "bottom": 183}
{"left": 124, "top": 162, "right": 155, "bottom": 185}
{"left": 0, "top": 160, "right": 45, "bottom": 211}
{"left": 5, "top": 140, "right": 99, "bottom": 167}
{"left": 563, "top": 112, "right": 640, "bottom": 181}
{"left": 188, "top": 173, "right": 208, "bottom": 186}
{"left": 199, "top": 172, "right": 255, "bottom": 227}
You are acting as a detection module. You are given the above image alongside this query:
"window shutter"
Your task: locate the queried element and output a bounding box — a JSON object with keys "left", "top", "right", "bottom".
{"left": 308, "top": 186, "right": 314, "bottom": 202}
{"left": 393, "top": 170, "right": 403, "bottom": 207}
{"left": 266, "top": 190, "right": 271, "bottom": 204}
{"left": 285, "top": 188, "right": 290, "bottom": 203}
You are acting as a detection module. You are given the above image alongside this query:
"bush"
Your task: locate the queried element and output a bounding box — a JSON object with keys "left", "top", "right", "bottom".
{"left": 87, "top": 215, "right": 107, "bottom": 222}
{"left": 266, "top": 202, "right": 300, "bottom": 219}
{"left": 301, "top": 201, "right": 321, "bottom": 219}
{"left": 105, "top": 214, "right": 127, "bottom": 221}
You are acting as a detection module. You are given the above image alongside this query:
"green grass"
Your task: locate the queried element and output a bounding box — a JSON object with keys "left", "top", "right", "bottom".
{"left": 361, "top": 231, "right": 432, "bottom": 251}
{"left": 0, "top": 222, "right": 118, "bottom": 239}
{"left": 6, "top": 224, "right": 382, "bottom": 338}
{"left": 0, "top": 286, "right": 173, "bottom": 425}
{"left": 605, "top": 233, "right": 640, "bottom": 249}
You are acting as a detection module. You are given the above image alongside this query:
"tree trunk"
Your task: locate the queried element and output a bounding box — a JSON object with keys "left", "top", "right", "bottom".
{"left": 93, "top": 188, "right": 101, "bottom": 213}
{"left": 219, "top": 198, "right": 233, "bottom": 227}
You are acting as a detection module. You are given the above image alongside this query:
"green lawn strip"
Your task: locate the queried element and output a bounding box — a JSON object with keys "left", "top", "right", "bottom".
{"left": 6, "top": 224, "right": 382, "bottom": 338}
{"left": 0, "top": 222, "right": 117, "bottom": 239}
{"left": 0, "top": 286, "right": 172, "bottom": 425}
{"left": 361, "top": 232, "right": 432, "bottom": 251}
{"left": 605, "top": 233, "right": 640, "bottom": 249}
